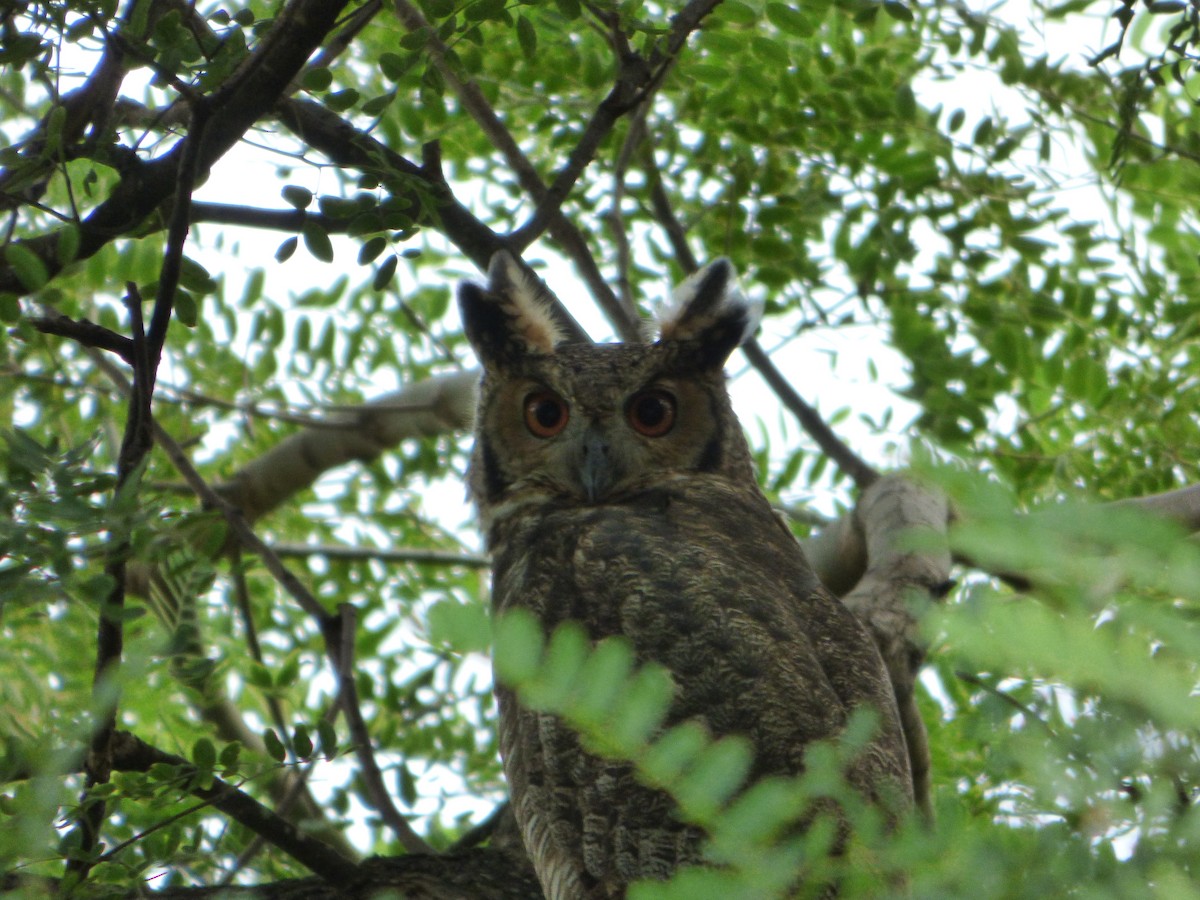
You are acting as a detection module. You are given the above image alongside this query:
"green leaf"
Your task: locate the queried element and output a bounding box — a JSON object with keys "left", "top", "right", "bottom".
{"left": 293, "top": 724, "right": 313, "bottom": 760}
{"left": 493, "top": 608, "right": 545, "bottom": 687}
{"left": 380, "top": 52, "right": 418, "bottom": 82}
{"left": 282, "top": 185, "right": 313, "bottom": 210}
{"left": 466, "top": 0, "right": 506, "bottom": 21}
{"left": 522, "top": 621, "right": 589, "bottom": 711}
{"left": 178, "top": 256, "right": 216, "bottom": 294}
{"left": 358, "top": 236, "right": 388, "bottom": 265}
{"left": 263, "top": 729, "right": 286, "bottom": 763}
{"left": 719, "top": 2, "right": 758, "bottom": 26}
{"left": 427, "top": 598, "right": 490, "bottom": 654}
{"left": 5, "top": 244, "right": 49, "bottom": 291}
{"left": 766, "top": 3, "right": 808, "bottom": 35}
{"left": 0, "top": 293, "right": 19, "bottom": 322}
{"left": 672, "top": 735, "right": 754, "bottom": 819}
{"left": 56, "top": 225, "right": 80, "bottom": 266}
{"left": 641, "top": 721, "right": 709, "bottom": 789}
{"left": 218, "top": 742, "right": 241, "bottom": 776}
{"left": 301, "top": 67, "right": 332, "bottom": 91}
{"left": 275, "top": 236, "right": 298, "bottom": 262}
{"left": 517, "top": 15, "right": 537, "bottom": 57}
{"left": 571, "top": 637, "right": 634, "bottom": 723}
{"left": 317, "top": 720, "right": 338, "bottom": 760}
{"left": 317, "top": 196, "right": 364, "bottom": 219}
{"left": 192, "top": 738, "right": 216, "bottom": 770}
{"left": 882, "top": 0, "right": 914, "bottom": 21}
{"left": 400, "top": 26, "right": 434, "bottom": 50}
{"left": 607, "top": 665, "right": 674, "bottom": 751}
{"left": 361, "top": 93, "right": 394, "bottom": 116}
{"left": 174, "top": 288, "right": 197, "bottom": 327}
{"left": 325, "top": 88, "right": 359, "bottom": 113}
{"left": 302, "top": 221, "right": 334, "bottom": 262}
{"left": 372, "top": 256, "right": 398, "bottom": 292}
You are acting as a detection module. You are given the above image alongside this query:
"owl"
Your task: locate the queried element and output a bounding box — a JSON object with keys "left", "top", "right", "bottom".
{"left": 460, "top": 252, "right": 912, "bottom": 899}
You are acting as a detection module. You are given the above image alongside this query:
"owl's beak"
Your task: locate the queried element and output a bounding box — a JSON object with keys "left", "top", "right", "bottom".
{"left": 579, "top": 427, "right": 613, "bottom": 503}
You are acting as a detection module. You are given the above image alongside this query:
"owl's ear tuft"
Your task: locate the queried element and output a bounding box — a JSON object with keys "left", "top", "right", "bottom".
{"left": 657, "top": 259, "right": 761, "bottom": 367}
{"left": 459, "top": 251, "right": 568, "bottom": 367}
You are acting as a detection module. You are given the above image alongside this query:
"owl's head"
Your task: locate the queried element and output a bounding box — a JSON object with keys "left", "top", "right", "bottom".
{"left": 459, "top": 253, "right": 762, "bottom": 527}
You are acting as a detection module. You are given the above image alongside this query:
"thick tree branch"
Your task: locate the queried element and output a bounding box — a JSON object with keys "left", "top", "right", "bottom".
{"left": 217, "top": 369, "right": 478, "bottom": 523}
{"left": 190, "top": 201, "right": 350, "bottom": 233}
{"left": 1113, "top": 482, "right": 1200, "bottom": 531}
{"left": 838, "top": 476, "right": 952, "bottom": 821}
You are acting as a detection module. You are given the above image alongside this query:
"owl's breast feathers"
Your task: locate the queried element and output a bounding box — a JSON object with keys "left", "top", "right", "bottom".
{"left": 490, "top": 476, "right": 913, "bottom": 894}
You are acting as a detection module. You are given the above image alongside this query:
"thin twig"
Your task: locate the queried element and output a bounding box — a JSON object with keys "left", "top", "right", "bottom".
{"left": 109, "top": 731, "right": 358, "bottom": 882}
{"left": 607, "top": 87, "right": 652, "bottom": 312}
{"left": 740, "top": 338, "right": 880, "bottom": 490}
{"left": 513, "top": 0, "right": 722, "bottom": 253}
{"left": 28, "top": 312, "right": 135, "bottom": 363}
{"left": 391, "top": 0, "right": 643, "bottom": 340}
{"left": 645, "top": 158, "right": 698, "bottom": 272}
{"left": 271, "top": 543, "right": 489, "bottom": 568}
{"left": 328, "top": 605, "right": 431, "bottom": 854}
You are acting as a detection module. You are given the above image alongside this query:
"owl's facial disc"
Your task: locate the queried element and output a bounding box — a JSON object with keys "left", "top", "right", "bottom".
{"left": 517, "top": 382, "right": 678, "bottom": 503}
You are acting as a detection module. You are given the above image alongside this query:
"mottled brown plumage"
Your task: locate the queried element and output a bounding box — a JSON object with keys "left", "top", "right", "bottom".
{"left": 460, "top": 254, "right": 912, "bottom": 899}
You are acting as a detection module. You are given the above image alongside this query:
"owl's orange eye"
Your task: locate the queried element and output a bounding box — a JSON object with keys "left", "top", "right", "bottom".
{"left": 627, "top": 389, "right": 676, "bottom": 437}
{"left": 524, "top": 391, "right": 569, "bottom": 438}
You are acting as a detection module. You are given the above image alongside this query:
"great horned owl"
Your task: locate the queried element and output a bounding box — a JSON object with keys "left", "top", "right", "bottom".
{"left": 460, "top": 253, "right": 912, "bottom": 899}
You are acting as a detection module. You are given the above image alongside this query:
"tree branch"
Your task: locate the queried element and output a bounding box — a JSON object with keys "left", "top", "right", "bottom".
{"left": 68, "top": 82, "right": 208, "bottom": 876}
{"left": 740, "top": 337, "right": 881, "bottom": 490}
{"left": 271, "top": 543, "right": 489, "bottom": 568}
{"left": 108, "top": 731, "right": 359, "bottom": 883}
{"left": 512, "top": 0, "right": 723, "bottom": 253}
{"left": 326, "top": 606, "right": 430, "bottom": 855}
{"left": 391, "top": 0, "right": 642, "bottom": 340}
{"left": 0, "top": 0, "right": 355, "bottom": 296}
{"left": 28, "top": 311, "right": 135, "bottom": 363}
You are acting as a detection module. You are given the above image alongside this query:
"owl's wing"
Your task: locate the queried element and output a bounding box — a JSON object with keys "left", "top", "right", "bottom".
{"left": 499, "top": 689, "right": 702, "bottom": 899}
{"left": 493, "top": 478, "right": 911, "bottom": 896}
